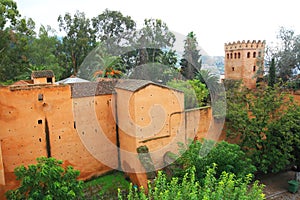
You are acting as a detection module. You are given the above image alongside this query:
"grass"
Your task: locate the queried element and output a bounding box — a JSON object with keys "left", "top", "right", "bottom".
{"left": 83, "top": 170, "right": 131, "bottom": 200}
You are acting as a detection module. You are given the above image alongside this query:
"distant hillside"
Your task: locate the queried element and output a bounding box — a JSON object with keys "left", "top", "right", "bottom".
{"left": 202, "top": 56, "right": 225, "bottom": 74}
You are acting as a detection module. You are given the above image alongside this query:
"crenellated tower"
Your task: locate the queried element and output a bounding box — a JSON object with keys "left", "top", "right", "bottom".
{"left": 224, "top": 40, "right": 265, "bottom": 89}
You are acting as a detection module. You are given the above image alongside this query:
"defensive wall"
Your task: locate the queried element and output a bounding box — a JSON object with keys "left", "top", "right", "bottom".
{"left": 0, "top": 79, "right": 213, "bottom": 197}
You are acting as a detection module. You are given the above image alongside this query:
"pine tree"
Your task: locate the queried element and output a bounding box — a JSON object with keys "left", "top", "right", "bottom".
{"left": 268, "top": 58, "right": 276, "bottom": 87}
{"left": 180, "top": 32, "right": 202, "bottom": 79}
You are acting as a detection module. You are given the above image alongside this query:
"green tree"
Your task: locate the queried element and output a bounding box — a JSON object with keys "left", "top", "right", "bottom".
{"left": 180, "top": 32, "right": 202, "bottom": 80}
{"left": 170, "top": 140, "right": 256, "bottom": 184}
{"left": 57, "top": 11, "right": 96, "bottom": 77}
{"left": 167, "top": 79, "right": 208, "bottom": 109}
{"left": 0, "top": 0, "right": 20, "bottom": 30}
{"left": 272, "top": 27, "right": 300, "bottom": 81}
{"left": 268, "top": 57, "right": 276, "bottom": 87}
{"left": 5, "top": 157, "right": 83, "bottom": 200}
{"left": 123, "top": 18, "right": 176, "bottom": 71}
{"left": 226, "top": 84, "right": 300, "bottom": 173}
{"left": 196, "top": 69, "right": 221, "bottom": 102}
{"left": 92, "top": 9, "right": 136, "bottom": 55}
{"left": 0, "top": 1, "right": 36, "bottom": 84}
{"left": 78, "top": 43, "right": 125, "bottom": 80}
{"left": 24, "top": 25, "right": 64, "bottom": 80}
{"left": 119, "top": 165, "right": 265, "bottom": 200}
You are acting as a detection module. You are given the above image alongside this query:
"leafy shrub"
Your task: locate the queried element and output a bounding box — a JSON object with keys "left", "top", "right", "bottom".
{"left": 118, "top": 165, "right": 265, "bottom": 200}
{"left": 6, "top": 157, "right": 83, "bottom": 200}
{"left": 170, "top": 140, "right": 256, "bottom": 184}
{"left": 226, "top": 84, "right": 300, "bottom": 173}
{"left": 167, "top": 79, "right": 208, "bottom": 109}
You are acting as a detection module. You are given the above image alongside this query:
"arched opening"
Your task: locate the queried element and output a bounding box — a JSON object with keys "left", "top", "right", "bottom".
{"left": 234, "top": 52, "right": 237, "bottom": 59}
{"left": 230, "top": 53, "right": 233, "bottom": 59}
{"left": 247, "top": 52, "right": 250, "bottom": 58}
{"left": 253, "top": 52, "right": 256, "bottom": 58}
{"left": 232, "top": 67, "right": 235, "bottom": 71}
{"left": 238, "top": 52, "right": 241, "bottom": 59}
{"left": 227, "top": 53, "right": 229, "bottom": 59}
{"left": 253, "top": 66, "right": 256, "bottom": 72}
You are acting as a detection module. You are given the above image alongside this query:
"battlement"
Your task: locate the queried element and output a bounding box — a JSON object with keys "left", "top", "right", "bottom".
{"left": 225, "top": 40, "right": 266, "bottom": 51}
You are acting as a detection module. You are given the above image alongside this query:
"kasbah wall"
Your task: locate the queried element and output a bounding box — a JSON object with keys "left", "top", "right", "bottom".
{"left": 0, "top": 39, "right": 299, "bottom": 198}
{"left": 0, "top": 77, "right": 214, "bottom": 198}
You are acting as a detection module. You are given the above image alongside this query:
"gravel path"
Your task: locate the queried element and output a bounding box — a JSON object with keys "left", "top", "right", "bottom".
{"left": 257, "top": 170, "right": 300, "bottom": 199}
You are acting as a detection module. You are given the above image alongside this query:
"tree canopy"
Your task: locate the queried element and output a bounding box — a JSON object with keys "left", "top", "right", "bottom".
{"left": 226, "top": 83, "right": 300, "bottom": 173}
{"left": 267, "top": 27, "right": 300, "bottom": 82}
{"left": 5, "top": 157, "right": 83, "bottom": 200}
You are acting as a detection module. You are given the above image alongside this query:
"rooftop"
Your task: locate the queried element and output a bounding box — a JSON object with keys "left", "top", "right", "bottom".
{"left": 31, "top": 70, "right": 54, "bottom": 78}
{"left": 70, "top": 81, "right": 117, "bottom": 98}
{"left": 115, "top": 79, "right": 183, "bottom": 93}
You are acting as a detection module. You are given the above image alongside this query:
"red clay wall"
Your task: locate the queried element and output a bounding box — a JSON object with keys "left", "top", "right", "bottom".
{"left": 116, "top": 83, "right": 214, "bottom": 188}
{"left": 0, "top": 85, "right": 117, "bottom": 197}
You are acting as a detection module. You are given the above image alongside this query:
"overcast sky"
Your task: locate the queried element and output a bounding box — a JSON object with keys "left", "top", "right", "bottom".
{"left": 15, "top": 0, "right": 300, "bottom": 56}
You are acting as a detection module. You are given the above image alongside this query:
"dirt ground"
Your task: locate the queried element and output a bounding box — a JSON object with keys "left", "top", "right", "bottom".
{"left": 257, "top": 170, "right": 300, "bottom": 199}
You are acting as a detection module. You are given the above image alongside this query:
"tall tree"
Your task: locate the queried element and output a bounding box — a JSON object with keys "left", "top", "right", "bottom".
{"left": 0, "top": 0, "right": 20, "bottom": 30}
{"left": 20, "top": 25, "right": 64, "bottom": 80}
{"left": 136, "top": 18, "right": 175, "bottom": 65}
{"left": 226, "top": 83, "right": 300, "bottom": 173}
{"left": 92, "top": 9, "right": 136, "bottom": 55}
{"left": 0, "top": 0, "right": 36, "bottom": 83}
{"left": 268, "top": 57, "right": 276, "bottom": 87}
{"left": 272, "top": 27, "right": 300, "bottom": 81}
{"left": 57, "top": 11, "right": 96, "bottom": 77}
{"left": 122, "top": 18, "right": 177, "bottom": 76}
{"left": 180, "top": 32, "right": 202, "bottom": 80}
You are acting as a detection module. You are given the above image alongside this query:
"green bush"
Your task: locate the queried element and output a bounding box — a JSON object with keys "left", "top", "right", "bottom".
{"left": 6, "top": 157, "right": 83, "bottom": 200}
{"left": 226, "top": 84, "right": 300, "bottom": 173}
{"left": 118, "top": 165, "right": 265, "bottom": 200}
{"left": 170, "top": 140, "right": 256, "bottom": 184}
{"left": 167, "top": 79, "right": 208, "bottom": 109}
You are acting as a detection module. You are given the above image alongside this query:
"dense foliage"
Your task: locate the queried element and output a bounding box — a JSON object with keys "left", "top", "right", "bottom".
{"left": 5, "top": 157, "right": 83, "bottom": 200}
{"left": 118, "top": 165, "right": 265, "bottom": 200}
{"left": 167, "top": 79, "right": 208, "bottom": 109}
{"left": 226, "top": 83, "right": 300, "bottom": 173}
{"left": 169, "top": 140, "right": 256, "bottom": 184}
{"left": 268, "top": 27, "right": 300, "bottom": 82}
{"left": 180, "top": 32, "right": 202, "bottom": 80}
{"left": 0, "top": 0, "right": 178, "bottom": 84}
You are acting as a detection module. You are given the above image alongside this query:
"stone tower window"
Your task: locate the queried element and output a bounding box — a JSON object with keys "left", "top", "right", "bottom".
{"left": 247, "top": 52, "right": 251, "bottom": 58}
{"left": 253, "top": 52, "right": 256, "bottom": 58}
{"left": 232, "top": 67, "right": 235, "bottom": 71}
{"left": 234, "top": 53, "right": 237, "bottom": 59}
{"left": 230, "top": 53, "right": 233, "bottom": 59}
{"left": 258, "top": 52, "right": 261, "bottom": 57}
{"left": 227, "top": 53, "right": 229, "bottom": 59}
{"left": 238, "top": 52, "right": 241, "bottom": 59}
{"left": 253, "top": 66, "right": 256, "bottom": 72}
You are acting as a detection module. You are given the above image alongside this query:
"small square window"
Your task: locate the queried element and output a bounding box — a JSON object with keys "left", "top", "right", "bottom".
{"left": 38, "top": 94, "right": 43, "bottom": 101}
{"left": 38, "top": 120, "right": 42, "bottom": 124}
{"left": 47, "top": 77, "right": 53, "bottom": 83}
